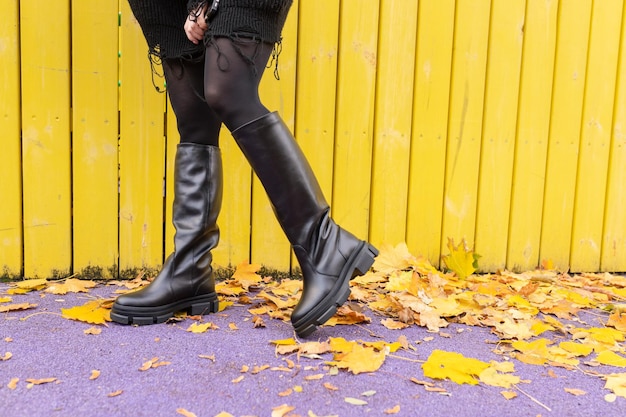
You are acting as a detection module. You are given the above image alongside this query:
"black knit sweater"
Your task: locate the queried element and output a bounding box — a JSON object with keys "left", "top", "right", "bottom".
{"left": 128, "top": 0, "right": 293, "bottom": 60}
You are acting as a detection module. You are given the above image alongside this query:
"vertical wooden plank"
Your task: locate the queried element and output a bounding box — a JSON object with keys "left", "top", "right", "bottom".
{"left": 440, "top": 0, "right": 490, "bottom": 250}
{"left": 72, "top": 1, "right": 120, "bottom": 278}
{"left": 507, "top": 0, "right": 558, "bottom": 272}
{"left": 212, "top": 130, "right": 251, "bottom": 270}
{"left": 118, "top": 1, "right": 166, "bottom": 275}
{"left": 602, "top": 5, "right": 626, "bottom": 272}
{"left": 250, "top": 1, "right": 299, "bottom": 270}
{"left": 0, "top": 0, "right": 22, "bottom": 278}
{"left": 539, "top": 0, "right": 592, "bottom": 271}
{"left": 330, "top": 0, "right": 379, "bottom": 240}
{"left": 407, "top": 0, "right": 455, "bottom": 266}
{"left": 570, "top": 0, "right": 623, "bottom": 271}
{"left": 20, "top": 0, "right": 72, "bottom": 278}
{"left": 164, "top": 99, "right": 178, "bottom": 259}
{"left": 474, "top": 0, "right": 525, "bottom": 271}
{"left": 369, "top": 0, "right": 418, "bottom": 246}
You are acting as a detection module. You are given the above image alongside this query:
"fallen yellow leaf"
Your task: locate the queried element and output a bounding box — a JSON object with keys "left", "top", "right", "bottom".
{"left": 45, "top": 278, "right": 97, "bottom": 295}
{"left": 441, "top": 238, "right": 478, "bottom": 279}
{"left": 0, "top": 303, "right": 38, "bottom": 313}
{"left": 422, "top": 350, "right": 489, "bottom": 385}
{"left": 271, "top": 404, "right": 295, "bottom": 417}
{"left": 186, "top": 322, "right": 214, "bottom": 333}
{"left": 61, "top": 300, "right": 110, "bottom": 325}
{"left": 595, "top": 351, "right": 626, "bottom": 368}
{"left": 501, "top": 390, "right": 517, "bottom": 400}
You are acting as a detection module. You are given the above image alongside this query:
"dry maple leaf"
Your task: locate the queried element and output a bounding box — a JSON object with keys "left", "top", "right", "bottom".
{"left": 45, "top": 278, "right": 97, "bottom": 295}
{"left": 186, "top": 322, "right": 215, "bottom": 333}
{"left": 231, "top": 262, "right": 263, "bottom": 290}
{"left": 441, "top": 238, "right": 479, "bottom": 279}
{"left": 371, "top": 243, "right": 414, "bottom": 273}
{"left": 252, "top": 315, "right": 266, "bottom": 328}
{"left": 61, "top": 300, "right": 110, "bottom": 325}
{"left": 328, "top": 344, "right": 386, "bottom": 375}
{"left": 0, "top": 303, "right": 37, "bottom": 313}
{"left": 422, "top": 350, "right": 490, "bottom": 385}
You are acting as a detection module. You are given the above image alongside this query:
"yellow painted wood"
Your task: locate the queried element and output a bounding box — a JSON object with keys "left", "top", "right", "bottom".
{"left": 474, "top": 0, "right": 526, "bottom": 271}
{"left": 118, "top": 2, "right": 166, "bottom": 274}
{"left": 602, "top": 5, "right": 626, "bottom": 272}
{"left": 407, "top": 0, "right": 455, "bottom": 267}
{"left": 507, "top": 0, "right": 558, "bottom": 271}
{"left": 332, "top": 0, "right": 379, "bottom": 241}
{"left": 0, "top": 0, "right": 22, "bottom": 278}
{"left": 369, "top": 0, "right": 418, "bottom": 247}
{"left": 72, "top": 1, "right": 120, "bottom": 278}
{"left": 20, "top": 0, "right": 72, "bottom": 279}
{"left": 570, "top": 0, "right": 623, "bottom": 272}
{"left": 294, "top": 0, "right": 339, "bottom": 199}
{"left": 539, "top": 0, "right": 592, "bottom": 271}
{"left": 164, "top": 99, "right": 178, "bottom": 258}
{"left": 440, "top": 0, "right": 490, "bottom": 252}
{"left": 250, "top": 1, "right": 299, "bottom": 270}
{"left": 213, "top": 129, "right": 252, "bottom": 269}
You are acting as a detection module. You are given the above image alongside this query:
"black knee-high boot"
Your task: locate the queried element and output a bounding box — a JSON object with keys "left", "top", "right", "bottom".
{"left": 111, "top": 143, "right": 222, "bottom": 325}
{"left": 232, "top": 112, "right": 378, "bottom": 337}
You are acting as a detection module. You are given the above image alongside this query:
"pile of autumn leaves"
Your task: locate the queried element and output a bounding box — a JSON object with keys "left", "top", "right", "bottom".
{"left": 3, "top": 239, "right": 626, "bottom": 401}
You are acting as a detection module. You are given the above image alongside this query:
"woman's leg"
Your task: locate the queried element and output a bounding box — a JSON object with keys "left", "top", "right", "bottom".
{"left": 163, "top": 57, "right": 222, "bottom": 145}
{"left": 111, "top": 57, "right": 224, "bottom": 325}
{"left": 202, "top": 36, "right": 274, "bottom": 131}
{"left": 201, "top": 37, "right": 378, "bottom": 337}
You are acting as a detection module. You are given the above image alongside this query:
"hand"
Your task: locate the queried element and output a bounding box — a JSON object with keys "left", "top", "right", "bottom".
{"left": 184, "top": 4, "right": 208, "bottom": 44}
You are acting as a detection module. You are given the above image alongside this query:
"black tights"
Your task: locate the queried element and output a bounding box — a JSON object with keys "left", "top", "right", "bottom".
{"left": 163, "top": 36, "right": 275, "bottom": 146}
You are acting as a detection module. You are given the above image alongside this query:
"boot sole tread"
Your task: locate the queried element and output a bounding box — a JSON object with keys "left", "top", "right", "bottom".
{"left": 293, "top": 243, "right": 378, "bottom": 337}
{"left": 110, "top": 293, "right": 219, "bottom": 325}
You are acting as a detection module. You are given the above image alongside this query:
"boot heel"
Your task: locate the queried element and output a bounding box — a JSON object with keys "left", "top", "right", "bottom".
{"left": 189, "top": 297, "right": 219, "bottom": 315}
{"left": 353, "top": 243, "right": 378, "bottom": 276}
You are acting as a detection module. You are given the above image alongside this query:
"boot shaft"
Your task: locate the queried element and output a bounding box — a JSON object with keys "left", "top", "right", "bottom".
{"left": 231, "top": 112, "right": 328, "bottom": 247}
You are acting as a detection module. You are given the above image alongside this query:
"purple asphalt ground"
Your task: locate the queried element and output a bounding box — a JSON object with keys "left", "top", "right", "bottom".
{"left": 1, "top": 282, "right": 625, "bottom": 417}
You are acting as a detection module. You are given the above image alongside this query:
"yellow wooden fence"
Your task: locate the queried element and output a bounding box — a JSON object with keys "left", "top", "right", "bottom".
{"left": 1, "top": 0, "right": 625, "bottom": 279}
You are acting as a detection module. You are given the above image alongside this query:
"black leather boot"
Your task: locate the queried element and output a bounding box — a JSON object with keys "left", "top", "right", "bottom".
{"left": 111, "top": 143, "right": 222, "bottom": 325}
{"left": 231, "top": 112, "right": 378, "bottom": 337}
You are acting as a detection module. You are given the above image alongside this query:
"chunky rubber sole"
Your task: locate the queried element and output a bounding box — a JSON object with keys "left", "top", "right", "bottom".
{"left": 292, "top": 242, "right": 378, "bottom": 337}
{"left": 110, "top": 293, "right": 219, "bottom": 325}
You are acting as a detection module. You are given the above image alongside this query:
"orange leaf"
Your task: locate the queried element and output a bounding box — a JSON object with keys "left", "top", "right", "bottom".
{"left": 384, "top": 405, "right": 401, "bottom": 414}
{"left": 564, "top": 388, "right": 586, "bottom": 396}
{"left": 176, "top": 408, "right": 197, "bottom": 417}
